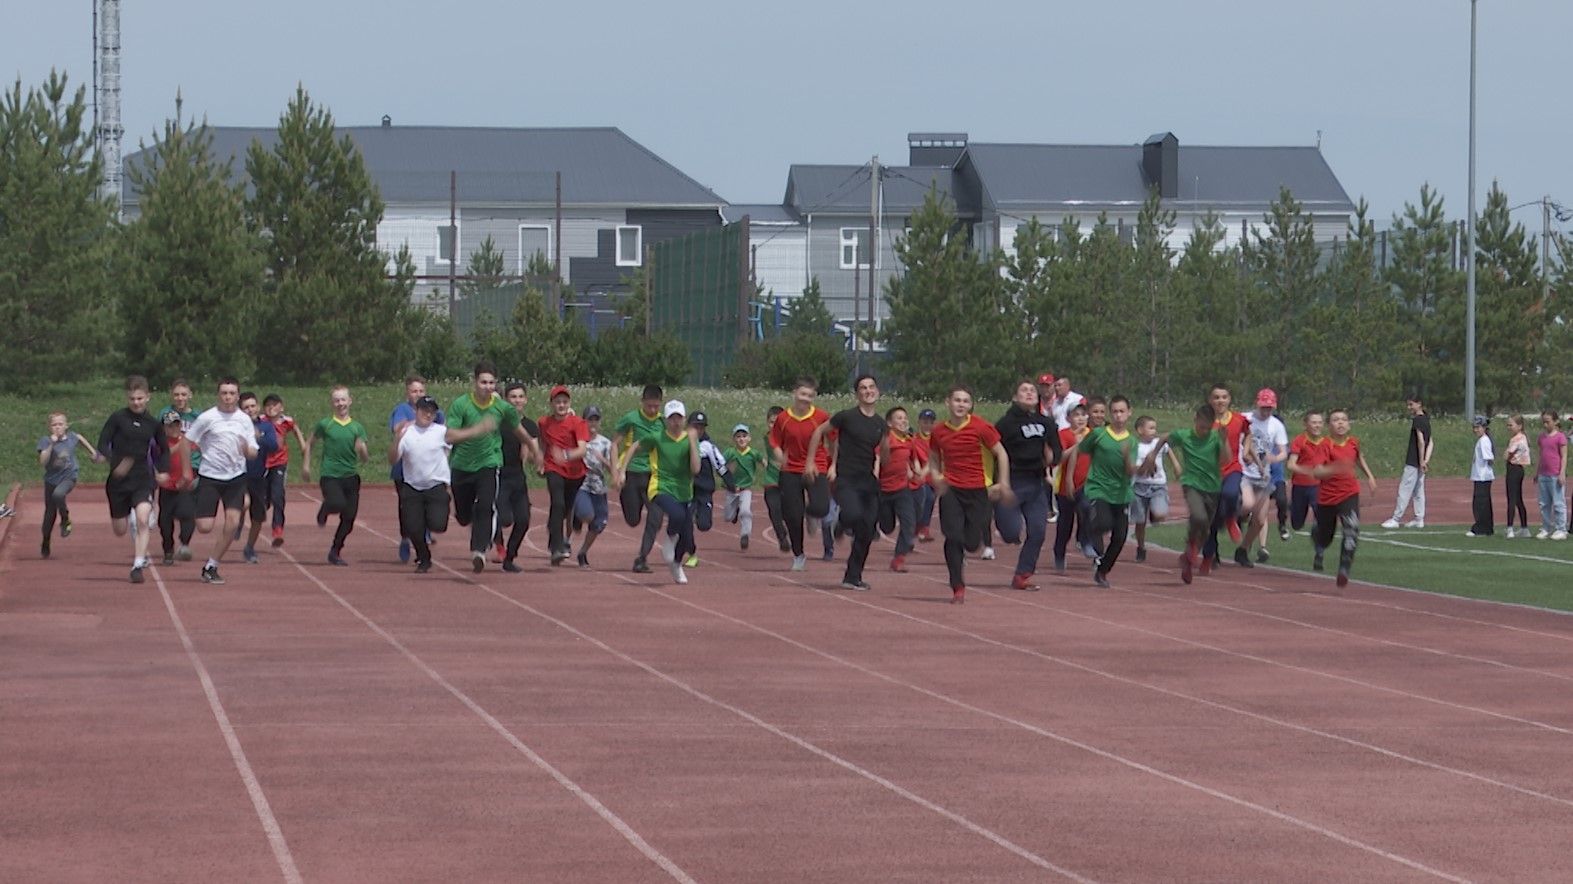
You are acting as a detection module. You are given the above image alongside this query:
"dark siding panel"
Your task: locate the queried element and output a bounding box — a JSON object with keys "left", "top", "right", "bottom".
{"left": 626, "top": 208, "right": 720, "bottom": 245}
{"left": 568, "top": 228, "right": 624, "bottom": 292}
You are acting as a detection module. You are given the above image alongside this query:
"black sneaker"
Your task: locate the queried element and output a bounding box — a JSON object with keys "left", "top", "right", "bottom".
{"left": 1093, "top": 571, "right": 1110, "bottom": 588}
{"left": 1279, "top": 526, "right": 1291, "bottom": 542}
{"left": 1234, "top": 547, "right": 1254, "bottom": 568}
{"left": 550, "top": 549, "right": 567, "bottom": 567}
{"left": 632, "top": 558, "right": 652, "bottom": 574}
{"left": 471, "top": 552, "right": 485, "bottom": 573}
{"left": 414, "top": 561, "right": 432, "bottom": 574}
{"left": 41, "top": 540, "right": 50, "bottom": 559}
{"left": 502, "top": 559, "right": 522, "bottom": 573}
{"left": 839, "top": 580, "right": 872, "bottom": 592}
{"left": 1312, "top": 554, "right": 1325, "bottom": 572}
{"left": 200, "top": 565, "right": 225, "bottom": 585}
{"left": 576, "top": 552, "right": 590, "bottom": 568}
{"left": 327, "top": 549, "right": 348, "bottom": 566}
{"left": 129, "top": 565, "right": 145, "bottom": 584}
{"left": 162, "top": 552, "right": 174, "bottom": 566}
{"left": 1134, "top": 546, "right": 1146, "bottom": 563}
{"left": 777, "top": 537, "right": 791, "bottom": 553}
{"left": 740, "top": 535, "right": 750, "bottom": 550}
{"left": 1256, "top": 547, "right": 1271, "bottom": 564}
{"left": 316, "top": 506, "right": 328, "bottom": 528}
{"left": 60, "top": 516, "right": 72, "bottom": 538}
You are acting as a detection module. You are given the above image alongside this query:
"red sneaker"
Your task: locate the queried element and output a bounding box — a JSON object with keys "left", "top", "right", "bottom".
{"left": 951, "top": 585, "right": 966, "bottom": 605}
{"left": 271, "top": 526, "right": 284, "bottom": 548}
{"left": 1010, "top": 572, "right": 1038, "bottom": 591}
{"left": 1198, "top": 556, "right": 1213, "bottom": 577}
{"left": 1179, "top": 553, "right": 1193, "bottom": 585}
{"left": 918, "top": 528, "right": 934, "bottom": 543}
{"left": 493, "top": 542, "right": 506, "bottom": 563}
{"left": 1227, "top": 519, "right": 1243, "bottom": 544}
{"left": 890, "top": 554, "right": 907, "bottom": 573}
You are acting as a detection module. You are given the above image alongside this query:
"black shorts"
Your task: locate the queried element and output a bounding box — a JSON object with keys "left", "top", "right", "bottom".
{"left": 247, "top": 475, "right": 270, "bottom": 521}
{"left": 196, "top": 475, "right": 247, "bottom": 518}
{"left": 106, "top": 479, "right": 154, "bottom": 519}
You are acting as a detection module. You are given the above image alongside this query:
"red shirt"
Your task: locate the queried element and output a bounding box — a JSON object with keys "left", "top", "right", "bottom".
{"left": 1056, "top": 427, "right": 1091, "bottom": 495}
{"left": 930, "top": 416, "right": 1002, "bottom": 490}
{"left": 1215, "top": 411, "right": 1250, "bottom": 478}
{"left": 880, "top": 430, "right": 914, "bottom": 494}
{"left": 538, "top": 413, "right": 591, "bottom": 479}
{"left": 1317, "top": 436, "right": 1362, "bottom": 505}
{"left": 908, "top": 432, "right": 931, "bottom": 489}
{"left": 266, "top": 415, "right": 296, "bottom": 469}
{"left": 1288, "top": 433, "right": 1321, "bottom": 488}
{"left": 769, "top": 406, "right": 831, "bottom": 474}
{"left": 158, "top": 437, "right": 198, "bottom": 491}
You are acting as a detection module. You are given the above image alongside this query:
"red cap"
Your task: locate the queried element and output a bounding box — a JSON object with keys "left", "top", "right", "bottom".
{"left": 549, "top": 384, "right": 571, "bottom": 400}
{"left": 1255, "top": 388, "right": 1277, "bottom": 408}
{"left": 1037, "top": 373, "right": 1056, "bottom": 386}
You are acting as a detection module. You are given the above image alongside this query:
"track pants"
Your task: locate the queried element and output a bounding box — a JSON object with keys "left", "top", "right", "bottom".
{"left": 451, "top": 467, "right": 498, "bottom": 554}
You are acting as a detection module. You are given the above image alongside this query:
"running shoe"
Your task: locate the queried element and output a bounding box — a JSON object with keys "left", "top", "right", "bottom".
{"left": 129, "top": 565, "right": 145, "bottom": 584}
{"left": 272, "top": 526, "right": 284, "bottom": 548}
{"left": 502, "top": 559, "right": 522, "bottom": 573}
{"left": 684, "top": 553, "right": 699, "bottom": 568}
{"left": 981, "top": 546, "right": 996, "bottom": 560}
{"left": 1134, "top": 546, "right": 1146, "bottom": 563}
{"left": 632, "top": 558, "right": 652, "bottom": 574}
{"left": 243, "top": 546, "right": 259, "bottom": 564}
{"left": 200, "top": 565, "right": 225, "bottom": 585}
{"left": 471, "top": 551, "right": 485, "bottom": 573}
{"left": 61, "top": 516, "right": 72, "bottom": 538}
{"left": 839, "top": 580, "right": 871, "bottom": 592}
{"left": 1093, "top": 571, "right": 1110, "bottom": 588}
{"left": 1256, "top": 547, "right": 1271, "bottom": 564}
{"left": 41, "top": 540, "right": 50, "bottom": 559}
{"left": 415, "top": 561, "right": 432, "bottom": 574}
{"left": 1179, "top": 552, "right": 1193, "bottom": 585}
{"left": 669, "top": 559, "right": 687, "bottom": 585}
{"left": 890, "top": 554, "right": 907, "bottom": 573}
{"left": 1336, "top": 568, "right": 1349, "bottom": 588}
{"left": 950, "top": 585, "right": 966, "bottom": 605}
{"left": 740, "top": 535, "right": 750, "bottom": 550}
{"left": 576, "top": 552, "right": 590, "bottom": 569}
{"left": 791, "top": 555, "right": 807, "bottom": 572}
{"left": 1380, "top": 519, "right": 1401, "bottom": 529}
{"left": 327, "top": 549, "right": 347, "bottom": 566}
{"left": 176, "top": 545, "right": 192, "bottom": 562}
{"left": 1011, "top": 573, "right": 1038, "bottom": 592}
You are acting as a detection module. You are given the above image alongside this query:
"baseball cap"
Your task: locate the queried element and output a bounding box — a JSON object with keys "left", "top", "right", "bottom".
{"left": 663, "top": 399, "right": 685, "bottom": 419}
{"left": 549, "top": 384, "right": 571, "bottom": 400}
{"left": 414, "top": 395, "right": 439, "bottom": 412}
{"left": 732, "top": 423, "right": 750, "bottom": 435}
{"left": 1472, "top": 414, "right": 1489, "bottom": 427}
{"left": 1037, "top": 373, "right": 1056, "bottom": 386}
{"left": 161, "top": 411, "right": 183, "bottom": 427}
{"left": 689, "top": 411, "right": 709, "bottom": 426}
{"left": 583, "top": 405, "right": 602, "bottom": 420}
{"left": 918, "top": 409, "right": 937, "bottom": 420}
{"left": 1255, "top": 388, "right": 1277, "bottom": 408}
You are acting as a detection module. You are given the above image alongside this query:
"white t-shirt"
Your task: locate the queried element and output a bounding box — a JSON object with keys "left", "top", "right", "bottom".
{"left": 1242, "top": 413, "right": 1289, "bottom": 481}
{"left": 397, "top": 423, "right": 452, "bottom": 490}
{"left": 1472, "top": 435, "right": 1496, "bottom": 482}
{"left": 186, "top": 406, "right": 256, "bottom": 481}
{"left": 1134, "top": 438, "right": 1168, "bottom": 486}
{"left": 1050, "top": 391, "right": 1085, "bottom": 430}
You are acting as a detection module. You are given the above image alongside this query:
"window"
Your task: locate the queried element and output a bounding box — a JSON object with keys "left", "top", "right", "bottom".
{"left": 840, "top": 227, "right": 870, "bottom": 269}
{"left": 519, "top": 225, "right": 551, "bottom": 273}
{"left": 436, "top": 224, "right": 458, "bottom": 264}
{"left": 616, "top": 225, "right": 642, "bottom": 266}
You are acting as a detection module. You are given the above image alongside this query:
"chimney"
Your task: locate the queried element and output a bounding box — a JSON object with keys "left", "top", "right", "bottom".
{"left": 381, "top": 114, "right": 392, "bottom": 128}
{"left": 908, "top": 132, "right": 968, "bottom": 168}
{"left": 1142, "top": 132, "right": 1178, "bottom": 199}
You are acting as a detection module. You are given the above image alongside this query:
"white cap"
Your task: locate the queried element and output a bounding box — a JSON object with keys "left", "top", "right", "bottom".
{"left": 663, "top": 399, "right": 686, "bottom": 419}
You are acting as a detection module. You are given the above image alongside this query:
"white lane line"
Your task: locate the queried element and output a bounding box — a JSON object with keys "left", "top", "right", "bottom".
{"left": 1362, "top": 535, "right": 1573, "bottom": 566}
{"left": 151, "top": 567, "right": 303, "bottom": 884}
{"left": 277, "top": 547, "right": 697, "bottom": 884}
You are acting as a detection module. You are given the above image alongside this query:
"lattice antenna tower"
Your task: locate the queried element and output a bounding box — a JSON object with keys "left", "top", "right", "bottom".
{"left": 94, "top": 0, "right": 124, "bottom": 218}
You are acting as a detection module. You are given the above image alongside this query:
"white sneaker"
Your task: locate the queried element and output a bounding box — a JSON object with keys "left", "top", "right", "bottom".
{"left": 1381, "top": 519, "right": 1401, "bottom": 529}
{"left": 1404, "top": 520, "right": 1424, "bottom": 529}
{"left": 1554, "top": 531, "right": 1568, "bottom": 541}
{"left": 669, "top": 559, "right": 687, "bottom": 584}
{"left": 791, "top": 555, "right": 807, "bottom": 572}
{"left": 1505, "top": 527, "right": 1516, "bottom": 538}
{"left": 1465, "top": 531, "right": 1482, "bottom": 538}
{"left": 659, "top": 533, "right": 677, "bottom": 563}
{"left": 981, "top": 546, "right": 996, "bottom": 560}
{"left": 1537, "top": 529, "right": 1550, "bottom": 540}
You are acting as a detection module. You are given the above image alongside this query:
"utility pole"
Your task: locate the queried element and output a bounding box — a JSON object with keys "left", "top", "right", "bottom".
{"left": 1545, "top": 196, "right": 1553, "bottom": 305}
{"left": 867, "top": 155, "right": 879, "bottom": 367}
{"left": 448, "top": 170, "right": 458, "bottom": 316}
{"left": 1465, "top": 0, "right": 1478, "bottom": 420}
{"left": 553, "top": 170, "right": 563, "bottom": 313}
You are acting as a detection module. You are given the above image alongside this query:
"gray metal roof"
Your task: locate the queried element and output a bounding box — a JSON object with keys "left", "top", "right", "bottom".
{"left": 784, "top": 164, "right": 968, "bottom": 216}
{"left": 123, "top": 125, "right": 726, "bottom": 208}
{"left": 961, "top": 143, "right": 1354, "bottom": 212}
{"left": 720, "top": 203, "right": 800, "bottom": 225}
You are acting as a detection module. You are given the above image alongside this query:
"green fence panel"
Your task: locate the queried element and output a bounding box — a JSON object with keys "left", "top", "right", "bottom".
{"left": 650, "top": 221, "right": 748, "bottom": 385}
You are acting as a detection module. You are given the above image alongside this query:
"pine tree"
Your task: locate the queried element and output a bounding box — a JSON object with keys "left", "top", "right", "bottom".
{"left": 119, "top": 105, "right": 264, "bottom": 383}
{"left": 1385, "top": 184, "right": 1464, "bottom": 409}
{"left": 245, "top": 86, "right": 413, "bottom": 382}
{"left": 1245, "top": 188, "right": 1320, "bottom": 397}
{"left": 1310, "top": 201, "right": 1403, "bottom": 410}
{"left": 1132, "top": 191, "right": 1177, "bottom": 400}
{"left": 1078, "top": 215, "right": 1132, "bottom": 391}
{"left": 1473, "top": 181, "right": 1542, "bottom": 413}
{"left": 459, "top": 234, "right": 507, "bottom": 301}
{"left": 1169, "top": 214, "right": 1244, "bottom": 396}
{"left": 0, "top": 72, "right": 117, "bottom": 385}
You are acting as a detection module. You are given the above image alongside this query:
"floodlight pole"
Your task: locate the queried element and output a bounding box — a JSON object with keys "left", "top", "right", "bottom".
{"left": 1464, "top": 0, "right": 1478, "bottom": 420}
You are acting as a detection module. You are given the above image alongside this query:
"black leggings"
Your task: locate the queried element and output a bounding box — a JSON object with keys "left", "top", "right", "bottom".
{"left": 157, "top": 486, "right": 196, "bottom": 554}
{"left": 497, "top": 473, "right": 531, "bottom": 560}
{"left": 545, "top": 472, "right": 583, "bottom": 554}
{"left": 939, "top": 487, "right": 990, "bottom": 589}
{"left": 451, "top": 467, "right": 499, "bottom": 554}
{"left": 398, "top": 482, "right": 450, "bottom": 565}
{"left": 41, "top": 479, "right": 74, "bottom": 539}
{"left": 763, "top": 485, "right": 788, "bottom": 544}
{"left": 835, "top": 478, "right": 880, "bottom": 584}
{"left": 1506, "top": 463, "right": 1528, "bottom": 529}
{"left": 778, "top": 472, "right": 831, "bottom": 557}
{"left": 1088, "top": 499, "right": 1130, "bottom": 577}
{"left": 318, "top": 475, "right": 361, "bottom": 551}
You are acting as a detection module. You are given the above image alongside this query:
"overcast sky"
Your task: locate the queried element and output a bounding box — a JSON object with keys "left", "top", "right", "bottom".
{"left": 6, "top": 0, "right": 1569, "bottom": 231}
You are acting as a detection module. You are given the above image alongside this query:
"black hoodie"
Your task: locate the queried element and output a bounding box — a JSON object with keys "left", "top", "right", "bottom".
{"left": 994, "top": 402, "right": 1062, "bottom": 476}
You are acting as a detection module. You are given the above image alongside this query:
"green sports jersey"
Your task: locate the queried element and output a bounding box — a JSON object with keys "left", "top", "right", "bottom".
{"left": 639, "top": 428, "right": 695, "bottom": 503}
{"left": 723, "top": 446, "right": 768, "bottom": 489}
{"left": 1082, "top": 426, "right": 1135, "bottom": 505}
{"left": 1167, "top": 428, "right": 1224, "bottom": 495}
{"left": 446, "top": 393, "right": 519, "bottom": 472}
{"left": 312, "top": 417, "right": 368, "bottom": 479}
{"left": 762, "top": 457, "right": 781, "bottom": 486}
{"left": 615, "top": 408, "right": 664, "bottom": 474}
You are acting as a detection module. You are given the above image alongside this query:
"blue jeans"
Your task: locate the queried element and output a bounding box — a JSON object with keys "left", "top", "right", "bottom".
{"left": 1536, "top": 474, "right": 1565, "bottom": 533}
{"left": 995, "top": 474, "right": 1050, "bottom": 577}
{"left": 651, "top": 493, "right": 696, "bottom": 560}
{"left": 574, "top": 487, "right": 609, "bottom": 533}
{"left": 1203, "top": 471, "right": 1243, "bottom": 560}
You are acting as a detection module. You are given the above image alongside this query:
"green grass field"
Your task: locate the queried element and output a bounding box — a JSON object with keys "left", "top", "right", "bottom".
{"left": 1141, "top": 522, "right": 1573, "bottom": 613}
{"left": 0, "top": 379, "right": 1480, "bottom": 490}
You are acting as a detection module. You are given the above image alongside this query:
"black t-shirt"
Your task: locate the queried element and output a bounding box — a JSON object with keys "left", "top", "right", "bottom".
{"left": 500, "top": 416, "right": 540, "bottom": 480}
{"left": 97, "top": 407, "right": 169, "bottom": 485}
{"left": 829, "top": 408, "right": 887, "bottom": 481}
{"left": 994, "top": 403, "right": 1061, "bottom": 475}
{"left": 1405, "top": 414, "right": 1432, "bottom": 468}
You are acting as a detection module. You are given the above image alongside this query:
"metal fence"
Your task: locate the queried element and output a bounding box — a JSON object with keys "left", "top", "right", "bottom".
{"left": 409, "top": 275, "right": 629, "bottom": 342}
{"left": 649, "top": 220, "right": 751, "bottom": 385}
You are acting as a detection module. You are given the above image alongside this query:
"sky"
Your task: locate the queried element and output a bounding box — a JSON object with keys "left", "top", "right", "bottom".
{"left": 6, "top": 0, "right": 1570, "bottom": 233}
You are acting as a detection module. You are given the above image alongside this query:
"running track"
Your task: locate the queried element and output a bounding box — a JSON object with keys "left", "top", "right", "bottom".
{"left": 2, "top": 479, "right": 1571, "bottom": 882}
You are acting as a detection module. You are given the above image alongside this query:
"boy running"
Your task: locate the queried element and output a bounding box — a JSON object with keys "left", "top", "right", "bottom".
{"left": 37, "top": 411, "right": 101, "bottom": 559}
{"left": 1129, "top": 415, "right": 1177, "bottom": 564}
{"left": 912, "top": 408, "right": 937, "bottom": 542}
{"left": 572, "top": 406, "right": 614, "bottom": 568}
{"left": 993, "top": 378, "right": 1062, "bottom": 590}
{"left": 447, "top": 362, "right": 530, "bottom": 573}
{"left": 1052, "top": 404, "right": 1092, "bottom": 574}
{"left": 1286, "top": 411, "right": 1325, "bottom": 535}
{"left": 877, "top": 407, "right": 920, "bottom": 573}
{"left": 807, "top": 374, "right": 888, "bottom": 591}
{"left": 307, "top": 386, "right": 369, "bottom": 566}
{"left": 496, "top": 382, "right": 542, "bottom": 573}
{"left": 1293, "top": 409, "right": 1377, "bottom": 587}
{"left": 155, "top": 412, "right": 198, "bottom": 566}
{"left": 615, "top": 384, "right": 667, "bottom": 572}
{"left": 1157, "top": 405, "right": 1232, "bottom": 584}
{"left": 389, "top": 374, "right": 443, "bottom": 563}
{"left": 723, "top": 423, "right": 768, "bottom": 550}
{"left": 1203, "top": 384, "right": 1251, "bottom": 566}
{"left": 1234, "top": 388, "right": 1288, "bottom": 568}
{"left": 99, "top": 377, "right": 170, "bottom": 583}
{"left": 158, "top": 379, "right": 201, "bottom": 548}
{"left": 759, "top": 406, "right": 791, "bottom": 552}
{"left": 769, "top": 377, "right": 832, "bottom": 571}
{"left": 928, "top": 386, "right": 1012, "bottom": 604}
{"left": 685, "top": 411, "right": 727, "bottom": 567}
{"left": 185, "top": 378, "right": 259, "bottom": 585}
{"left": 391, "top": 396, "right": 496, "bottom": 573}
{"left": 616, "top": 400, "right": 703, "bottom": 585}
{"left": 1064, "top": 395, "right": 1140, "bottom": 588}
{"left": 239, "top": 392, "right": 280, "bottom": 563}
{"left": 263, "top": 394, "right": 308, "bottom": 548}
{"left": 539, "top": 384, "right": 590, "bottom": 566}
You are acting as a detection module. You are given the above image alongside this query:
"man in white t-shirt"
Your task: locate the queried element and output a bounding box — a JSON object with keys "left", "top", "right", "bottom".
{"left": 1233, "top": 388, "right": 1289, "bottom": 568}
{"left": 390, "top": 396, "right": 497, "bottom": 573}
{"left": 1048, "top": 376, "right": 1086, "bottom": 431}
{"left": 185, "top": 377, "right": 259, "bottom": 585}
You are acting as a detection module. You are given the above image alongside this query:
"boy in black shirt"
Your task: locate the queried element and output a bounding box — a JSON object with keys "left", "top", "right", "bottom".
{"left": 96, "top": 375, "right": 171, "bottom": 584}
{"left": 807, "top": 375, "right": 888, "bottom": 591}
{"left": 993, "top": 378, "right": 1063, "bottom": 589}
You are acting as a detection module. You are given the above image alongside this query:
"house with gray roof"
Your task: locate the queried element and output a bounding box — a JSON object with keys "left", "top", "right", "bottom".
{"left": 122, "top": 122, "right": 726, "bottom": 305}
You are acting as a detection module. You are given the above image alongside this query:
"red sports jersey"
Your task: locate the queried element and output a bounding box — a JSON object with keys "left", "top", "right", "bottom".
{"left": 1215, "top": 411, "right": 1250, "bottom": 478}
{"left": 265, "top": 415, "right": 295, "bottom": 470}
{"left": 930, "top": 416, "right": 1002, "bottom": 490}
{"left": 158, "top": 438, "right": 198, "bottom": 491}
{"left": 1288, "top": 433, "right": 1322, "bottom": 488}
{"left": 538, "top": 413, "right": 591, "bottom": 479}
{"left": 769, "top": 406, "right": 831, "bottom": 474}
{"left": 909, "top": 432, "right": 931, "bottom": 489}
{"left": 880, "top": 430, "right": 914, "bottom": 494}
{"left": 1056, "top": 427, "right": 1091, "bottom": 495}
{"left": 1317, "top": 436, "right": 1361, "bottom": 505}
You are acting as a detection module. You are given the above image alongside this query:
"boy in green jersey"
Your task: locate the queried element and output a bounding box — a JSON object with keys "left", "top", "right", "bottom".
{"left": 1146, "top": 404, "right": 1232, "bottom": 585}
{"left": 723, "top": 423, "right": 768, "bottom": 550}
{"left": 760, "top": 405, "right": 790, "bottom": 551}
{"left": 1065, "top": 395, "right": 1139, "bottom": 588}
{"left": 614, "top": 383, "right": 667, "bottom": 572}
{"left": 616, "top": 399, "right": 702, "bottom": 585}
{"left": 447, "top": 361, "right": 530, "bottom": 573}
{"left": 308, "top": 386, "right": 370, "bottom": 565}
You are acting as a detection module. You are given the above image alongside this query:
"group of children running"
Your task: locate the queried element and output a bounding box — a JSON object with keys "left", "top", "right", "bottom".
{"left": 34, "top": 369, "right": 1395, "bottom": 600}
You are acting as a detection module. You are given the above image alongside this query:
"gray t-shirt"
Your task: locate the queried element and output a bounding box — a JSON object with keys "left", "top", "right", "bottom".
{"left": 582, "top": 434, "right": 614, "bottom": 495}
{"left": 38, "top": 435, "right": 82, "bottom": 486}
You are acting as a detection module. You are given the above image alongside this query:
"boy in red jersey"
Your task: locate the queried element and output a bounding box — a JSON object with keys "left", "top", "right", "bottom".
{"left": 912, "top": 408, "right": 937, "bottom": 542}
{"left": 769, "top": 377, "right": 832, "bottom": 571}
{"left": 1293, "top": 408, "right": 1377, "bottom": 588}
{"left": 928, "top": 386, "right": 1013, "bottom": 604}
{"left": 259, "top": 394, "right": 307, "bottom": 548}
{"left": 539, "top": 384, "right": 591, "bottom": 566}
{"left": 1202, "top": 384, "right": 1251, "bottom": 566}
{"left": 878, "top": 406, "right": 921, "bottom": 573}
{"left": 1052, "top": 404, "right": 1093, "bottom": 573}
{"left": 1286, "top": 411, "right": 1325, "bottom": 534}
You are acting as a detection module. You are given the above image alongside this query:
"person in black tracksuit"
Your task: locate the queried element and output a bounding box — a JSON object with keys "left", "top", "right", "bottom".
{"left": 993, "top": 379, "right": 1064, "bottom": 590}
